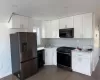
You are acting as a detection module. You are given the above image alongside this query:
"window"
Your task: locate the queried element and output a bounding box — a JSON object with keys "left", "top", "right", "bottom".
{"left": 33, "top": 27, "right": 41, "bottom": 45}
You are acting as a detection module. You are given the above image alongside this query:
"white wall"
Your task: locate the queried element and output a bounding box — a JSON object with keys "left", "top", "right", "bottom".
{"left": 92, "top": 14, "right": 100, "bottom": 71}
{"left": 0, "top": 23, "right": 12, "bottom": 78}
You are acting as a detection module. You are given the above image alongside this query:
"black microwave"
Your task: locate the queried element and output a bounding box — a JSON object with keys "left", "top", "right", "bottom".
{"left": 59, "top": 28, "right": 74, "bottom": 38}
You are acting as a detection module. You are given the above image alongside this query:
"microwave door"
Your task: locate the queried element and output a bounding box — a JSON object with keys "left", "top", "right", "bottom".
{"left": 59, "top": 32, "right": 66, "bottom": 38}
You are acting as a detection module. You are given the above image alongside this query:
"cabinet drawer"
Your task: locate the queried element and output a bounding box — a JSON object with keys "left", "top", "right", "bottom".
{"left": 72, "top": 51, "right": 91, "bottom": 59}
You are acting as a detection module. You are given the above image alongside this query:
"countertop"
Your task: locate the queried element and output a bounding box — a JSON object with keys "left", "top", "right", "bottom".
{"left": 72, "top": 49, "right": 93, "bottom": 53}
{"left": 37, "top": 47, "right": 45, "bottom": 50}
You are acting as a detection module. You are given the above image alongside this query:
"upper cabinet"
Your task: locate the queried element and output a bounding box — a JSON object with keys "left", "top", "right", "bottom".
{"left": 41, "top": 20, "right": 59, "bottom": 38}
{"left": 9, "top": 15, "right": 29, "bottom": 29}
{"left": 20, "top": 16, "right": 29, "bottom": 28}
{"left": 41, "top": 13, "right": 94, "bottom": 38}
{"left": 51, "top": 20, "right": 59, "bottom": 38}
{"left": 82, "top": 13, "right": 93, "bottom": 38}
{"left": 66, "top": 16, "right": 74, "bottom": 28}
{"left": 74, "top": 15, "right": 83, "bottom": 38}
{"left": 74, "top": 13, "right": 93, "bottom": 38}
{"left": 59, "top": 16, "right": 74, "bottom": 29}
{"left": 59, "top": 18, "right": 67, "bottom": 29}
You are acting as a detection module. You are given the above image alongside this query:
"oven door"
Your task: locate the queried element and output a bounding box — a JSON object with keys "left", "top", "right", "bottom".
{"left": 57, "top": 52, "right": 71, "bottom": 67}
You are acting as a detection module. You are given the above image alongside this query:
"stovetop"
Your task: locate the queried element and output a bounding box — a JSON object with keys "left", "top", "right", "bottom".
{"left": 57, "top": 47, "right": 75, "bottom": 53}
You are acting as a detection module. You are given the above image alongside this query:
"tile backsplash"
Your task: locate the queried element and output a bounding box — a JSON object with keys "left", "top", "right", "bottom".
{"left": 42, "top": 38, "right": 93, "bottom": 48}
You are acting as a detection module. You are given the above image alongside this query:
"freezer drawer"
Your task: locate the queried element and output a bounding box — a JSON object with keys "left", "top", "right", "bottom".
{"left": 20, "top": 58, "right": 38, "bottom": 79}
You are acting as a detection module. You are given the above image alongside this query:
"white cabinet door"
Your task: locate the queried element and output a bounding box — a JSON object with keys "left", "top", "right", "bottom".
{"left": 45, "top": 48, "right": 53, "bottom": 65}
{"left": 74, "top": 15, "right": 83, "bottom": 38}
{"left": 20, "top": 16, "right": 29, "bottom": 28}
{"left": 59, "top": 17, "right": 74, "bottom": 29}
{"left": 52, "top": 48, "right": 57, "bottom": 65}
{"left": 66, "top": 16, "right": 74, "bottom": 28}
{"left": 12, "top": 15, "right": 21, "bottom": 28}
{"left": 82, "top": 13, "right": 93, "bottom": 38}
{"left": 72, "top": 51, "right": 91, "bottom": 76}
{"left": 41, "top": 21, "right": 46, "bottom": 38}
{"left": 44, "top": 21, "right": 52, "bottom": 38}
{"left": 51, "top": 20, "right": 59, "bottom": 38}
{"left": 73, "top": 56, "right": 91, "bottom": 76}
{"left": 59, "top": 18, "right": 67, "bottom": 29}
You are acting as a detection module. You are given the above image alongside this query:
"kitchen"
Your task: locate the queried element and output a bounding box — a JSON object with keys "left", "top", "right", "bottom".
{"left": 3, "top": 12, "right": 99, "bottom": 80}
{"left": 0, "top": 0, "right": 100, "bottom": 80}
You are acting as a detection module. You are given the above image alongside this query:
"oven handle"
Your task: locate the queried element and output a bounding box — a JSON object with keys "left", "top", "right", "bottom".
{"left": 57, "top": 52, "right": 71, "bottom": 56}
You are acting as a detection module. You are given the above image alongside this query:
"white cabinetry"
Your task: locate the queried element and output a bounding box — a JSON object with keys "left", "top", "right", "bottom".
{"left": 45, "top": 48, "right": 57, "bottom": 65}
{"left": 74, "top": 13, "right": 93, "bottom": 38}
{"left": 59, "top": 18, "right": 67, "bottom": 29}
{"left": 59, "top": 16, "right": 74, "bottom": 29}
{"left": 11, "top": 15, "right": 21, "bottom": 28}
{"left": 20, "top": 16, "right": 29, "bottom": 28}
{"left": 10, "top": 15, "right": 29, "bottom": 29}
{"left": 44, "top": 21, "right": 52, "bottom": 38}
{"left": 72, "top": 50, "right": 92, "bottom": 76}
{"left": 74, "top": 15, "right": 83, "bottom": 38}
{"left": 45, "top": 48, "right": 53, "bottom": 65}
{"left": 66, "top": 16, "right": 74, "bottom": 28}
{"left": 51, "top": 20, "right": 59, "bottom": 38}
{"left": 52, "top": 48, "right": 57, "bottom": 65}
{"left": 41, "top": 13, "right": 93, "bottom": 38}
{"left": 41, "top": 20, "right": 59, "bottom": 38}
{"left": 82, "top": 13, "right": 93, "bottom": 38}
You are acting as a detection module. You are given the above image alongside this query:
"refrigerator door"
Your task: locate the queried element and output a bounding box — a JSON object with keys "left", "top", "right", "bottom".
{"left": 19, "top": 32, "right": 37, "bottom": 62}
{"left": 20, "top": 58, "right": 38, "bottom": 80}
{"left": 27, "top": 32, "right": 37, "bottom": 58}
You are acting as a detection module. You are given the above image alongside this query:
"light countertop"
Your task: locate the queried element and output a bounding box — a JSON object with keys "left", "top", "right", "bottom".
{"left": 37, "top": 47, "right": 45, "bottom": 50}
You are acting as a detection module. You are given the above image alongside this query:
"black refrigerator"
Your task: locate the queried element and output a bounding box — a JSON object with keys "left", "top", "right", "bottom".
{"left": 10, "top": 32, "right": 38, "bottom": 80}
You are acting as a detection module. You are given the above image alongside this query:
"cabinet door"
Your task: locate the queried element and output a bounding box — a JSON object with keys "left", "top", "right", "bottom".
{"left": 12, "top": 15, "right": 21, "bottom": 28}
{"left": 72, "top": 55, "right": 91, "bottom": 76}
{"left": 52, "top": 48, "right": 57, "bottom": 65}
{"left": 74, "top": 15, "right": 83, "bottom": 38}
{"left": 45, "top": 48, "right": 53, "bottom": 65}
{"left": 59, "top": 18, "right": 67, "bottom": 29}
{"left": 51, "top": 20, "right": 59, "bottom": 38}
{"left": 82, "top": 13, "right": 93, "bottom": 38}
{"left": 44, "top": 21, "right": 52, "bottom": 38}
{"left": 66, "top": 16, "right": 74, "bottom": 28}
{"left": 41, "top": 22, "right": 46, "bottom": 38}
{"left": 20, "top": 16, "right": 29, "bottom": 28}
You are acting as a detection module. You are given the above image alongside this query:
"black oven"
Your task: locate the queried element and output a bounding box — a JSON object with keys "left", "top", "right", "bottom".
{"left": 59, "top": 28, "right": 74, "bottom": 38}
{"left": 57, "top": 47, "right": 75, "bottom": 70}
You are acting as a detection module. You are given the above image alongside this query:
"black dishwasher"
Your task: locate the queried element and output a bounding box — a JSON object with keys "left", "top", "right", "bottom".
{"left": 37, "top": 50, "right": 45, "bottom": 68}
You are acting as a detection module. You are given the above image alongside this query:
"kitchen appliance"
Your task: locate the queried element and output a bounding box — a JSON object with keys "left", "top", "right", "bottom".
{"left": 57, "top": 47, "right": 75, "bottom": 70}
{"left": 10, "top": 32, "right": 38, "bottom": 80}
{"left": 37, "top": 49, "right": 45, "bottom": 68}
{"left": 59, "top": 28, "right": 74, "bottom": 38}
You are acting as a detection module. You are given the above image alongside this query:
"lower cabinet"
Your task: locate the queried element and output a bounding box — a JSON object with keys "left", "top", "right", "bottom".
{"left": 45, "top": 48, "right": 57, "bottom": 65}
{"left": 72, "top": 51, "right": 92, "bottom": 76}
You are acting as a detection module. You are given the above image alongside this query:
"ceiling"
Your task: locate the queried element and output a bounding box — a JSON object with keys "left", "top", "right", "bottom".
{"left": 0, "top": 0, "right": 100, "bottom": 22}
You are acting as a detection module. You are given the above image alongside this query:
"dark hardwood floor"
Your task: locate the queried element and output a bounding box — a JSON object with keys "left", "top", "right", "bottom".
{"left": 1, "top": 60, "right": 100, "bottom": 80}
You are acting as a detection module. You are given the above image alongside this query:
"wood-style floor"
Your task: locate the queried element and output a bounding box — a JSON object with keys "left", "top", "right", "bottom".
{"left": 1, "top": 60, "right": 100, "bottom": 80}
